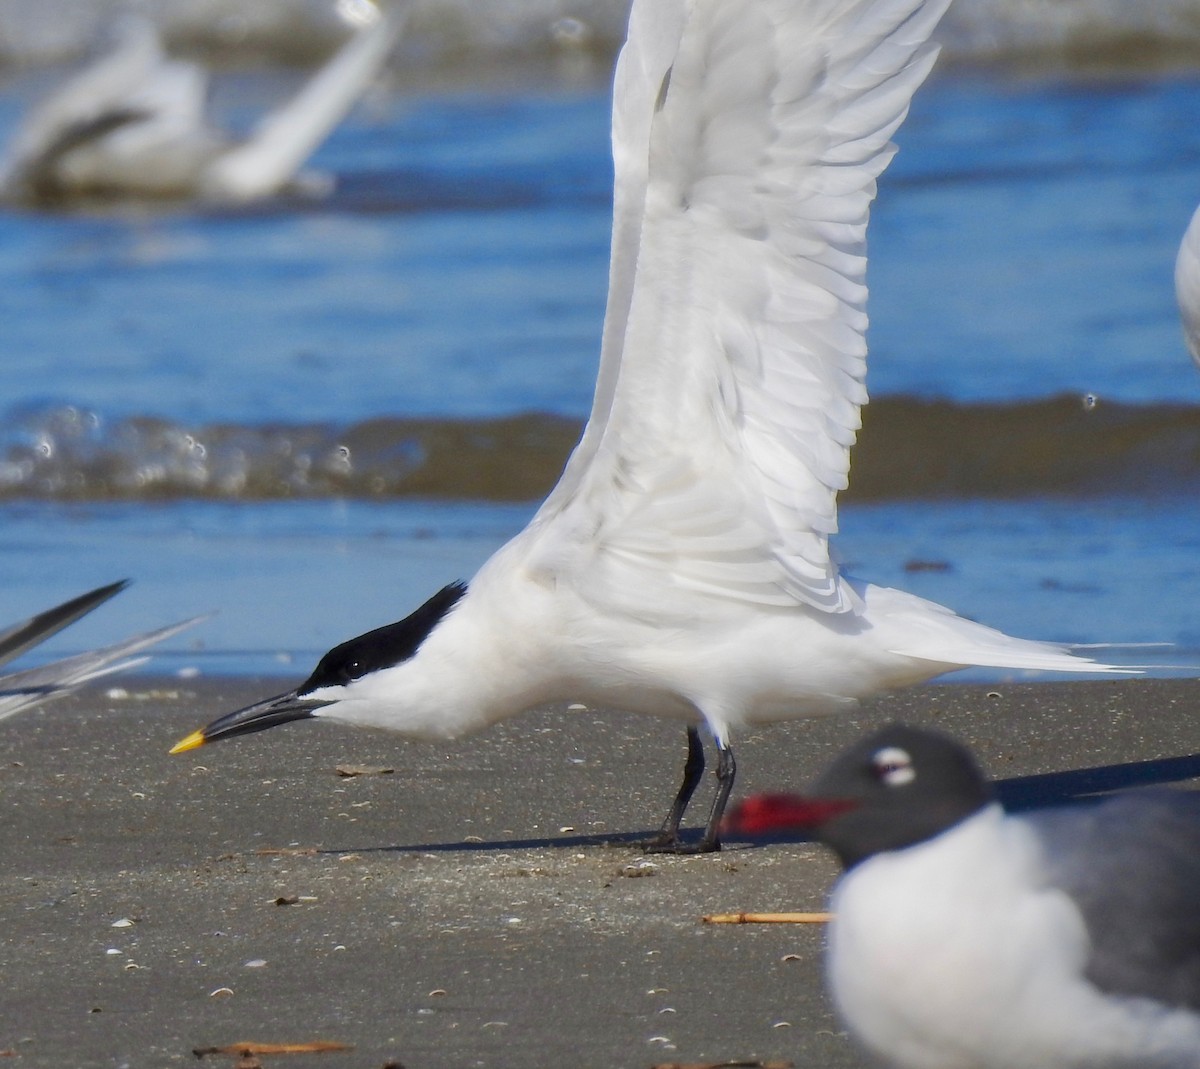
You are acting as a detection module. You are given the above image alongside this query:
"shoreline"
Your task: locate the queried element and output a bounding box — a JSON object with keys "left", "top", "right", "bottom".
{"left": 2, "top": 676, "right": 1197, "bottom": 1068}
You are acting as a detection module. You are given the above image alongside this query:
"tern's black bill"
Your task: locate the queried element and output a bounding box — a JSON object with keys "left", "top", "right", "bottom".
{"left": 170, "top": 690, "right": 327, "bottom": 753}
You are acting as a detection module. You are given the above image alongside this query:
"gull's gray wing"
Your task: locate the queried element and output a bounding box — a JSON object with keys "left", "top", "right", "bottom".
{"left": 1030, "top": 790, "right": 1200, "bottom": 1010}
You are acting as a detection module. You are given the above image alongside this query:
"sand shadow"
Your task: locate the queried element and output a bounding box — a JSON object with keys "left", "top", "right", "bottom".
{"left": 721, "top": 750, "right": 1200, "bottom": 847}
{"left": 308, "top": 827, "right": 702, "bottom": 856}
{"left": 269, "top": 752, "right": 1200, "bottom": 856}
{"left": 994, "top": 750, "right": 1200, "bottom": 810}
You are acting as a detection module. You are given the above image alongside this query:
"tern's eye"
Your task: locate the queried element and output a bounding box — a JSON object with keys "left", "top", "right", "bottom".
{"left": 870, "top": 746, "right": 915, "bottom": 787}
{"left": 319, "top": 656, "right": 363, "bottom": 688}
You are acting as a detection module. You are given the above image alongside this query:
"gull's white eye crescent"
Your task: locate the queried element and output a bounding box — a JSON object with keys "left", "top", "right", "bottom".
{"left": 871, "top": 746, "right": 915, "bottom": 786}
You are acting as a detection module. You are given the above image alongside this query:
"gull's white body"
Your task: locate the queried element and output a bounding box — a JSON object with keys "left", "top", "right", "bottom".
{"left": 308, "top": 0, "right": 1123, "bottom": 748}
{"left": 830, "top": 804, "right": 1200, "bottom": 1068}
{"left": 0, "top": 7, "right": 401, "bottom": 204}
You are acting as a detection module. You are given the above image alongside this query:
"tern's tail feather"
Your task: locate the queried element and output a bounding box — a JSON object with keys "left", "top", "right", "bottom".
{"left": 863, "top": 583, "right": 1136, "bottom": 675}
{"left": 0, "top": 613, "right": 205, "bottom": 721}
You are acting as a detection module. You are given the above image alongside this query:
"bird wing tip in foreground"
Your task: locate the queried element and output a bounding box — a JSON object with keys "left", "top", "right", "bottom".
{"left": 0, "top": 611, "right": 208, "bottom": 722}
{"left": 0, "top": 578, "right": 131, "bottom": 671}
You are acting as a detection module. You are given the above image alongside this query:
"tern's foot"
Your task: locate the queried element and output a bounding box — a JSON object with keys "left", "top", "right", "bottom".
{"left": 639, "top": 827, "right": 684, "bottom": 852}
{"left": 642, "top": 836, "right": 721, "bottom": 855}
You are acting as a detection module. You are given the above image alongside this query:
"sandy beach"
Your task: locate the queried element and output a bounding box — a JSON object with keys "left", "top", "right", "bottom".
{"left": 1, "top": 676, "right": 1197, "bottom": 1069}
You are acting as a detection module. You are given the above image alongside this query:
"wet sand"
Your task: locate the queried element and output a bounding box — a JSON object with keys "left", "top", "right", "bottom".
{"left": 2, "top": 676, "right": 1198, "bottom": 1069}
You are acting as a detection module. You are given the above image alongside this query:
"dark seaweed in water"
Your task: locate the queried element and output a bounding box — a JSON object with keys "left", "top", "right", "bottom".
{"left": 1, "top": 396, "right": 1198, "bottom": 502}
{"left": 851, "top": 395, "right": 1200, "bottom": 499}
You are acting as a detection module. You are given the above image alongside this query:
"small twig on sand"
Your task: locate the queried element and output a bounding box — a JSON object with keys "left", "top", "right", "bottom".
{"left": 701, "top": 911, "right": 832, "bottom": 924}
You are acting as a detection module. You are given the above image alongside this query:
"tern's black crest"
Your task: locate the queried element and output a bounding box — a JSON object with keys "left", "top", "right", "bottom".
{"left": 298, "top": 581, "right": 468, "bottom": 693}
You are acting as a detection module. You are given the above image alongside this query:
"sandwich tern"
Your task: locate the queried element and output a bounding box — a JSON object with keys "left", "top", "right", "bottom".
{"left": 725, "top": 724, "right": 1200, "bottom": 1068}
{"left": 0, "top": 2, "right": 402, "bottom": 205}
{"left": 1, "top": 579, "right": 201, "bottom": 720}
{"left": 173, "top": 0, "right": 1126, "bottom": 853}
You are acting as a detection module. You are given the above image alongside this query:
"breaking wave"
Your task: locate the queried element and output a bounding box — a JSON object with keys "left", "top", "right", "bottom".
{"left": 3, "top": 396, "right": 1199, "bottom": 503}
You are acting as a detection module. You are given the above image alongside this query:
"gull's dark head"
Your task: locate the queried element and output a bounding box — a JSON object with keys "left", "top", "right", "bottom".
{"left": 723, "top": 723, "right": 995, "bottom": 869}
{"left": 170, "top": 581, "right": 468, "bottom": 754}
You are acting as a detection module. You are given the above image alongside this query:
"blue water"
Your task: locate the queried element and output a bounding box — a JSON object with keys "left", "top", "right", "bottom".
{"left": 2, "top": 65, "right": 1200, "bottom": 676}
{"left": 3, "top": 72, "right": 1199, "bottom": 424}
{"left": 872, "top": 75, "right": 1200, "bottom": 403}
{"left": 4, "top": 494, "right": 1197, "bottom": 678}
{"left": 0, "top": 499, "right": 525, "bottom": 675}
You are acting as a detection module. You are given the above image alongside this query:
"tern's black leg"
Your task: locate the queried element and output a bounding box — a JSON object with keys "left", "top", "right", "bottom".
{"left": 642, "top": 725, "right": 705, "bottom": 852}
{"left": 696, "top": 739, "right": 736, "bottom": 853}
{"left": 644, "top": 731, "right": 736, "bottom": 855}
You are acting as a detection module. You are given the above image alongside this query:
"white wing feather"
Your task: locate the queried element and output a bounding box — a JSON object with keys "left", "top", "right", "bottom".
{"left": 536, "top": 0, "right": 691, "bottom": 508}
{"left": 201, "top": 8, "right": 403, "bottom": 202}
{"left": 526, "top": 0, "right": 951, "bottom": 615}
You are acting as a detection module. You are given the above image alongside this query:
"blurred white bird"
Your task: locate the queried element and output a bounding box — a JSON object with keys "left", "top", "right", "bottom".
{"left": 174, "top": 0, "right": 1127, "bottom": 853}
{"left": 0, "top": 580, "right": 201, "bottom": 720}
{"left": 0, "top": 3, "right": 403, "bottom": 205}
{"left": 1175, "top": 203, "right": 1200, "bottom": 366}
{"left": 725, "top": 724, "right": 1200, "bottom": 1068}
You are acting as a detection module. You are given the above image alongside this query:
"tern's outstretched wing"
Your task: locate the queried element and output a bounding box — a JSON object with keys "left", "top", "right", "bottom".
{"left": 537, "top": 1, "right": 690, "bottom": 508}
{"left": 527, "top": 0, "right": 950, "bottom": 615}
{"left": 0, "top": 612, "right": 204, "bottom": 722}
{"left": 200, "top": 6, "right": 404, "bottom": 202}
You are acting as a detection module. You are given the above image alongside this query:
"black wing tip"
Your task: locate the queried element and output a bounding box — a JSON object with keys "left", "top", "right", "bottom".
{"left": 46, "top": 579, "right": 132, "bottom": 624}
{"left": 91, "top": 578, "right": 133, "bottom": 599}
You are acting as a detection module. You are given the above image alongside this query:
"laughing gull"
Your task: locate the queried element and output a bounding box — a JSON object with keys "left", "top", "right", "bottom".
{"left": 1, "top": 580, "right": 201, "bottom": 719}
{"left": 0, "top": 3, "right": 402, "bottom": 205}
{"left": 171, "top": 0, "right": 1128, "bottom": 854}
{"left": 725, "top": 723, "right": 1200, "bottom": 1067}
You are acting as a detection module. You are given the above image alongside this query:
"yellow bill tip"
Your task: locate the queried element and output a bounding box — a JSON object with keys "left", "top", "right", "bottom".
{"left": 169, "top": 730, "right": 206, "bottom": 755}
